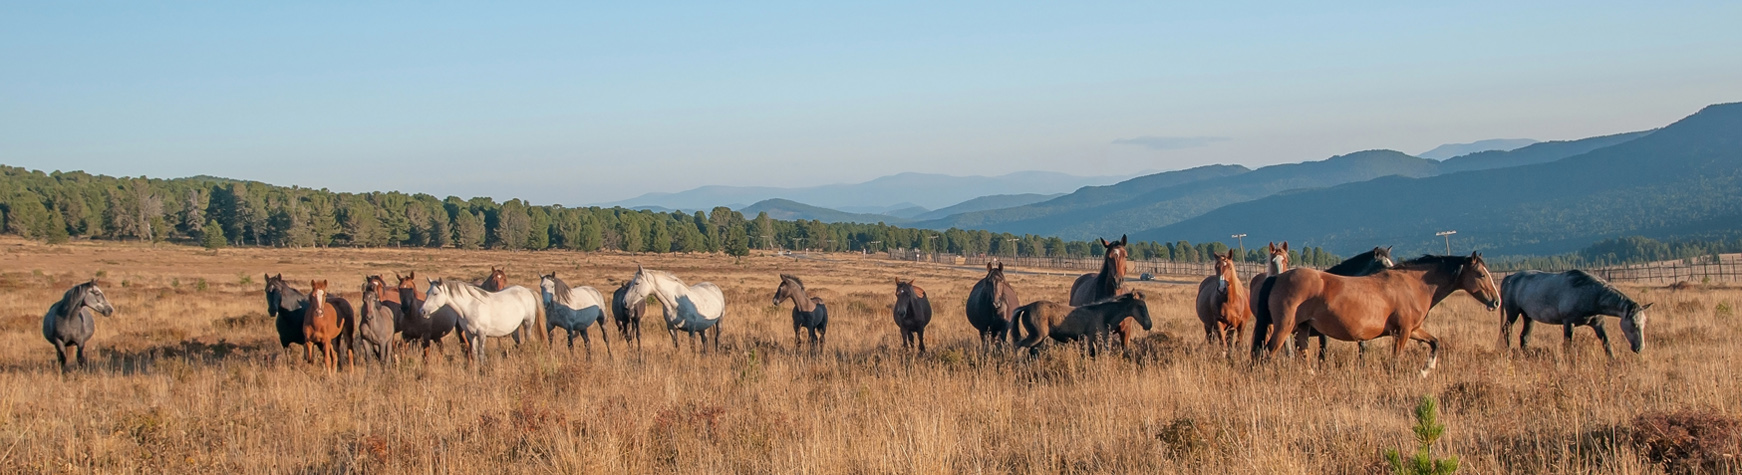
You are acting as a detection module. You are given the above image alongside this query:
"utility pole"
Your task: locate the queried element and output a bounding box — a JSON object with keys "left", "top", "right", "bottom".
{"left": 867, "top": 240, "right": 882, "bottom": 255}
{"left": 1005, "top": 238, "right": 1020, "bottom": 258}
{"left": 1231, "top": 233, "right": 1247, "bottom": 262}
{"left": 1436, "top": 230, "right": 1457, "bottom": 255}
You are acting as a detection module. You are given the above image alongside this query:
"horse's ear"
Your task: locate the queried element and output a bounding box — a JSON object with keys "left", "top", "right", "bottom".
{"left": 1120, "top": 234, "right": 1127, "bottom": 245}
{"left": 1281, "top": 241, "right": 1289, "bottom": 252}
{"left": 1227, "top": 249, "right": 1237, "bottom": 260}
{"left": 986, "top": 261, "right": 994, "bottom": 271}
{"left": 1098, "top": 238, "right": 1109, "bottom": 248}
{"left": 997, "top": 262, "right": 1004, "bottom": 272}
{"left": 1641, "top": 303, "right": 1655, "bottom": 310}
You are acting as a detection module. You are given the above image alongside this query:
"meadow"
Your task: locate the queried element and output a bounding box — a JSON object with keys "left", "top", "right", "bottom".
{"left": 0, "top": 236, "right": 1737, "bottom": 473}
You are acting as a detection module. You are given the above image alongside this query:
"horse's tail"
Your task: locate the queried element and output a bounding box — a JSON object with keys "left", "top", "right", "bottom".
{"left": 1250, "top": 276, "right": 1276, "bottom": 359}
{"left": 533, "top": 294, "right": 550, "bottom": 344}
{"left": 329, "top": 297, "right": 358, "bottom": 362}
{"left": 1013, "top": 304, "right": 1038, "bottom": 349}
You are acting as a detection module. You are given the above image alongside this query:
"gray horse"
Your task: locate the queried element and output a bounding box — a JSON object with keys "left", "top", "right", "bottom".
{"left": 358, "top": 283, "right": 400, "bottom": 364}
{"left": 1501, "top": 270, "right": 1652, "bottom": 357}
{"left": 42, "top": 280, "right": 117, "bottom": 373}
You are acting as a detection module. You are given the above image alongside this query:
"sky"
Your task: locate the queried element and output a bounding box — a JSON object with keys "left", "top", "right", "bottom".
{"left": 3, "top": 2, "right": 1739, "bottom": 206}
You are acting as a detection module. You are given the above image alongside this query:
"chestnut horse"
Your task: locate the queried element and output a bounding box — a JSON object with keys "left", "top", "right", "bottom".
{"left": 1196, "top": 250, "right": 1248, "bottom": 356}
{"left": 893, "top": 279, "right": 932, "bottom": 352}
{"left": 479, "top": 267, "right": 508, "bottom": 292}
{"left": 303, "top": 280, "right": 357, "bottom": 372}
{"left": 1249, "top": 246, "right": 1396, "bottom": 360}
{"left": 1254, "top": 253, "right": 1500, "bottom": 376}
{"left": 1014, "top": 292, "right": 1153, "bottom": 357}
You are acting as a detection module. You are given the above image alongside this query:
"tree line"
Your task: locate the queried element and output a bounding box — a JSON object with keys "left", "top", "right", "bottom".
{"left": 0, "top": 165, "right": 1344, "bottom": 265}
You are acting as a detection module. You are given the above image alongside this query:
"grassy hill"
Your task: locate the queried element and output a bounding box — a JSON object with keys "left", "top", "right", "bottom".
{"left": 1138, "top": 102, "right": 1742, "bottom": 256}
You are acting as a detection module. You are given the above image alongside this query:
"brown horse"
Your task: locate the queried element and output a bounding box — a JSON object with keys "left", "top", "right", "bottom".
{"left": 1069, "top": 235, "right": 1139, "bottom": 345}
{"left": 302, "top": 280, "right": 357, "bottom": 372}
{"left": 893, "top": 279, "right": 932, "bottom": 352}
{"left": 1255, "top": 253, "right": 1501, "bottom": 376}
{"left": 479, "top": 267, "right": 508, "bottom": 292}
{"left": 1014, "top": 292, "right": 1153, "bottom": 357}
{"left": 966, "top": 262, "right": 1021, "bottom": 354}
{"left": 395, "top": 272, "right": 468, "bottom": 362}
{"left": 366, "top": 275, "right": 401, "bottom": 305}
{"left": 1196, "top": 250, "right": 1249, "bottom": 355}
{"left": 1247, "top": 242, "right": 1288, "bottom": 315}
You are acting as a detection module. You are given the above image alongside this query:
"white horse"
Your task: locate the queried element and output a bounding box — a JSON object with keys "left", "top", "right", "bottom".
{"left": 623, "top": 265, "right": 726, "bottom": 352}
{"left": 421, "top": 279, "right": 544, "bottom": 365}
{"left": 539, "top": 273, "right": 611, "bottom": 357}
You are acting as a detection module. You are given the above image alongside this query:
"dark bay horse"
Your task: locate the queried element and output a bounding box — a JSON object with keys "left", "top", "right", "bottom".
{"left": 1501, "top": 270, "right": 1652, "bottom": 357}
{"left": 42, "top": 280, "right": 116, "bottom": 373}
{"left": 1014, "top": 292, "right": 1153, "bottom": 357}
{"left": 1069, "top": 236, "right": 1139, "bottom": 345}
{"left": 774, "top": 274, "right": 829, "bottom": 355}
{"left": 893, "top": 279, "right": 932, "bottom": 352}
{"left": 357, "top": 283, "right": 399, "bottom": 364}
{"left": 1250, "top": 246, "right": 1395, "bottom": 359}
{"left": 1196, "top": 250, "right": 1248, "bottom": 356}
{"left": 394, "top": 272, "right": 467, "bottom": 362}
{"left": 966, "top": 261, "right": 1020, "bottom": 354}
{"left": 612, "top": 280, "right": 645, "bottom": 352}
{"left": 303, "top": 280, "right": 357, "bottom": 372}
{"left": 1254, "top": 253, "right": 1500, "bottom": 376}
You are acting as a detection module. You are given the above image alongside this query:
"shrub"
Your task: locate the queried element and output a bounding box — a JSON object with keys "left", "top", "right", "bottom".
{"left": 1628, "top": 409, "right": 1741, "bottom": 473}
{"left": 1386, "top": 396, "right": 1459, "bottom": 474}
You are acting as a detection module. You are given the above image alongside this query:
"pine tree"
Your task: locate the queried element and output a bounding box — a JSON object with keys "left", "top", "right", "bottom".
{"left": 1386, "top": 396, "right": 1459, "bottom": 475}
{"left": 455, "top": 210, "right": 486, "bottom": 250}
{"left": 202, "top": 219, "right": 227, "bottom": 250}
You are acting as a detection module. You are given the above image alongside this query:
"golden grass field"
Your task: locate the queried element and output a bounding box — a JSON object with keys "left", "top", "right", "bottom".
{"left": 1, "top": 236, "right": 1738, "bottom": 473}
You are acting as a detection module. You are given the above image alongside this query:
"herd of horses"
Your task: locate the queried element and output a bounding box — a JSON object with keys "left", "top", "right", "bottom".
{"left": 39, "top": 236, "right": 1654, "bottom": 376}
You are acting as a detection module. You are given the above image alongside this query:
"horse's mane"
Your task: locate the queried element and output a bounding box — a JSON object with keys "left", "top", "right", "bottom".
{"left": 639, "top": 269, "right": 685, "bottom": 286}
{"left": 780, "top": 274, "right": 804, "bottom": 288}
{"left": 545, "top": 275, "right": 577, "bottom": 306}
{"left": 1566, "top": 270, "right": 1638, "bottom": 311}
{"left": 1398, "top": 255, "right": 1473, "bottom": 275}
{"left": 438, "top": 279, "right": 492, "bottom": 299}
{"left": 55, "top": 281, "right": 92, "bottom": 320}
{"left": 1326, "top": 248, "right": 1380, "bottom": 275}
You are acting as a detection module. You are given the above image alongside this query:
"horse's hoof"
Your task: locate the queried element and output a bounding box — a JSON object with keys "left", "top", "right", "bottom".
{"left": 1418, "top": 369, "right": 1432, "bottom": 378}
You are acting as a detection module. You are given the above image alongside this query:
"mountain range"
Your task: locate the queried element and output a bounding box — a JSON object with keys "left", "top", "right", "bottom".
{"left": 1417, "top": 138, "right": 1538, "bottom": 160}
{"left": 599, "top": 171, "right": 1136, "bottom": 212}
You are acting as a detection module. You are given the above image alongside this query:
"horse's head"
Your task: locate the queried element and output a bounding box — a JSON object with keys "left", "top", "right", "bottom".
{"left": 1121, "top": 291, "right": 1153, "bottom": 331}
{"left": 1267, "top": 242, "right": 1290, "bottom": 274}
{"left": 421, "top": 279, "right": 450, "bottom": 316}
{"left": 1213, "top": 249, "right": 1237, "bottom": 292}
{"left": 623, "top": 266, "right": 653, "bottom": 307}
{"left": 539, "top": 272, "right": 560, "bottom": 306}
{"left": 484, "top": 267, "right": 508, "bottom": 291}
{"left": 1455, "top": 252, "right": 1501, "bottom": 311}
{"left": 1375, "top": 246, "right": 1396, "bottom": 269}
{"left": 985, "top": 261, "right": 1010, "bottom": 312}
{"left": 69, "top": 280, "right": 115, "bottom": 318}
{"left": 773, "top": 274, "right": 803, "bottom": 306}
{"left": 309, "top": 280, "right": 330, "bottom": 317}
{"left": 365, "top": 275, "right": 389, "bottom": 296}
{"left": 1099, "top": 235, "right": 1130, "bottom": 277}
{"left": 1621, "top": 302, "right": 1653, "bottom": 354}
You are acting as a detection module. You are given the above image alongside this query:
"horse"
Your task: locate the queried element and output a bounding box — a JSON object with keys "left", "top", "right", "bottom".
{"left": 539, "top": 272, "right": 612, "bottom": 357}
{"left": 1069, "top": 235, "right": 1140, "bottom": 345}
{"left": 1501, "top": 270, "right": 1652, "bottom": 358}
{"left": 421, "top": 278, "right": 544, "bottom": 366}
{"left": 357, "top": 282, "right": 400, "bottom": 364}
{"left": 393, "top": 272, "right": 468, "bottom": 362}
{"left": 623, "top": 265, "right": 726, "bottom": 353}
{"left": 1196, "top": 250, "right": 1248, "bottom": 356}
{"left": 893, "top": 278, "right": 932, "bottom": 353}
{"left": 966, "top": 261, "right": 1020, "bottom": 354}
{"left": 479, "top": 267, "right": 508, "bottom": 292}
{"left": 1014, "top": 292, "right": 1153, "bottom": 357}
{"left": 1254, "top": 253, "right": 1501, "bottom": 376}
{"left": 42, "top": 280, "right": 116, "bottom": 373}
{"left": 612, "top": 280, "right": 647, "bottom": 352}
{"left": 773, "top": 274, "right": 829, "bottom": 355}
{"left": 264, "top": 274, "right": 310, "bottom": 354}
{"left": 303, "top": 280, "right": 357, "bottom": 372}
{"left": 1249, "top": 246, "right": 1396, "bottom": 360}
{"left": 366, "top": 275, "right": 401, "bottom": 305}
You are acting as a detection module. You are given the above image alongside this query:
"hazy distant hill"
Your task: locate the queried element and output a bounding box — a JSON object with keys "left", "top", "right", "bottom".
{"left": 913, "top": 193, "right": 1062, "bottom": 220}
{"left": 916, "top": 165, "right": 1249, "bottom": 231}
{"left": 740, "top": 198, "right": 910, "bottom": 224}
{"left": 1139, "top": 103, "right": 1742, "bottom": 256}
{"left": 1417, "top": 138, "right": 1537, "bottom": 159}
{"left": 600, "top": 171, "right": 1134, "bottom": 212}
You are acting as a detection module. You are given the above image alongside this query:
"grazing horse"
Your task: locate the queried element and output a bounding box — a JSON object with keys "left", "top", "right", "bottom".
{"left": 1250, "top": 246, "right": 1396, "bottom": 360}
{"left": 1196, "top": 250, "right": 1249, "bottom": 355}
{"left": 539, "top": 273, "right": 612, "bottom": 357}
{"left": 1014, "top": 292, "right": 1153, "bottom": 357}
{"left": 773, "top": 274, "right": 829, "bottom": 355}
{"left": 893, "top": 279, "right": 932, "bottom": 352}
{"left": 612, "top": 281, "right": 646, "bottom": 351}
{"left": 966, "top": 262, "right": 1020, "bottom": 354}
{"left": 303, "top": 280, "right": 357, "bottom": 372}
{"left": 393, "top": 272, "right": 467, "bottom": 362}
{"left": 42, "top": 280, "right": 116, "bottom": 373}
{"left": 421, "top": 278, "right": 544, "bottom": 366}
{"left": 1501, "top": 270, "right": 1652, "bottom": 357}
{"left": 479, "top": 267, "right": 508, "bottom": 292}
{"left": 1254, "top": 253, "right": 1501, "bottom": 376}
{"left": 357, "top": 283, "right": 399, "bottom": 364}
{"left": 265, "top": 273, "right": 310, "bottom": 353}
{"left": 623, "top": 265, "right": 726, "bottom": 353}
{"left": 1069, "top": 235, "right": 1139, "bottom": 344}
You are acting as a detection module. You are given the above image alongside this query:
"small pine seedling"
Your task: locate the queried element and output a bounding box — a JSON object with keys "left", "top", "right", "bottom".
{"left": 1385, "top": 395, "right": 1459, "bottom": 475}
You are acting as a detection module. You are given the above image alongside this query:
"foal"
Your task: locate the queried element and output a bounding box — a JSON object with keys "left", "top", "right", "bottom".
{"left": 773, "top": 274, "right": 829, "bottom": 355}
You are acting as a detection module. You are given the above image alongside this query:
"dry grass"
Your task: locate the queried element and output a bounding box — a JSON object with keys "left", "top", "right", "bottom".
{"left": 0, "top": 236, "right": 1738, "bottom": 473}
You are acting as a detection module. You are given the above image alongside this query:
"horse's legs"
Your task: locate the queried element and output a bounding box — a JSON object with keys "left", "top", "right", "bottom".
{"left": 917, "top": 329, "right": 927, "bottom": 353}
{"left": 792, "top": 322, "right": 803, "bottom": 353}
{"left": 1500, "top": 306, "right": 1522, "bottom": 349}
{"left": 1591, "top": 321, "right": 1614, "bottom": 358}
{"left": 75, "top": 342, "right": 88, "bottom": 369}
{"left": 52, "top": 340, "right": 68, "bottom": 373}
{"left": 668, "top": 326, "right": 680, "bottom": 349}
{"left": 1562, "top": 322, "right": 1577, "bottom": 355}
{"left": 1519, "top": 318, "right": 1534, "bottom": 349}
{"left": 1409, "top": 327, "right": 1440, "bottom": 377}
{"left": 567, "top": 329, "right": 579, "bottom": 355}
{"left": 599, "top": 324, "right": 612, "bottom": 358}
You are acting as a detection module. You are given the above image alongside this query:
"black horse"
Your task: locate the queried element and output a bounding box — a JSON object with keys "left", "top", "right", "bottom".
{"left": 1251, "top": 246, "right": 1395, "bottom": 360}
{"left": 1014, "top": 292, "right": 1154, "bottom": 357}
{"left": 966, "top": 261, "right": 1021, "bottom": 354}
{"left": 265, "top": 273, "right": 310, "bottom": 352}
{"left": 43, "top": 280, "right": 116, "bottom": 372}
{"left": 894, "top": 279, "right": 932, "bottom": 352}
{"left": 774, "top": 274, "right": 829, "bottom": 355}
{"left": 612, "top": 280, "right": 645, "bottom": 352}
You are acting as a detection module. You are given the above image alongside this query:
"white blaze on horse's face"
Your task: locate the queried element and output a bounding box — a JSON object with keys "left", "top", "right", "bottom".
{"left": 1217, "top": 277, "right": 1228, "bottom": 293}
{"left": 1622, "top": 303, "right": 1651, "bottom": 354}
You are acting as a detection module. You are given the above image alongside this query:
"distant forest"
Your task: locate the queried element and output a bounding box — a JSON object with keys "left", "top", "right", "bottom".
{"left": 0, "top": 166, "right": 1347, "bottom": 266}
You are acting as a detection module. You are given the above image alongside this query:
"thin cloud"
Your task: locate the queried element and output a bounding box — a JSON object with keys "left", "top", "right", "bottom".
{"left": 1112, "top": 135, "right": 1231, "bottom": 150}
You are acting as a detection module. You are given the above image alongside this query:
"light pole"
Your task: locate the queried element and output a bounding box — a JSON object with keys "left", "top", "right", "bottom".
{"left": 1231, "top": 233, "right": 1247, "bottom": 262}
{"left": 867, "top": 240, "right": 882, "bottom": 255}
{"left": 1005, "top": 238, "right": 1019, "bottom": 258}
{"left": 1436, "top": 230, "right": 1457, "bottom": 255}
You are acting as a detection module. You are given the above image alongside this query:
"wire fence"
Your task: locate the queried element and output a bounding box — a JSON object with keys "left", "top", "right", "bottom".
{"left": 881, "top": 249, "right": 1742, "bottom": 284}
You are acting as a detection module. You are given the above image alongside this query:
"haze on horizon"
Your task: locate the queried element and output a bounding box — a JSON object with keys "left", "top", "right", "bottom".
{"left": 3, "top": 2, "right": 1739, "bottom": 206}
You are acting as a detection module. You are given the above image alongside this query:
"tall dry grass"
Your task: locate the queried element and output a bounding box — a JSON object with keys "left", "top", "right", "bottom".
{"left": 0, "top": 237, "right": 1737, "bottom": 473}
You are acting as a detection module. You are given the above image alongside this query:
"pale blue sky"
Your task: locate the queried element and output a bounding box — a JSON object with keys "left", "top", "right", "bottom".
{"left": 3, "top": 2, "right": 1738, "bottom": 205}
